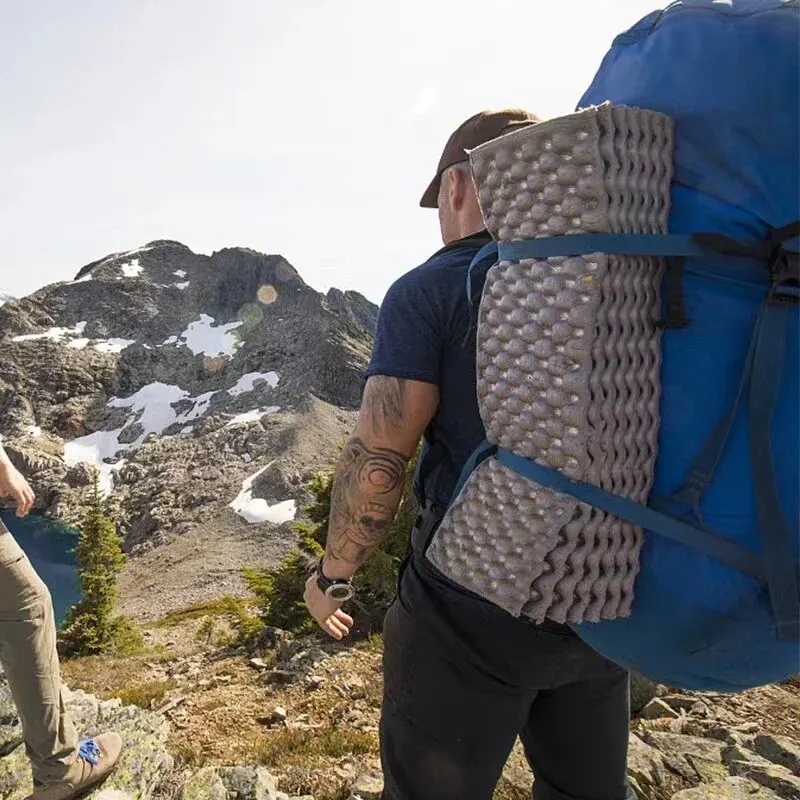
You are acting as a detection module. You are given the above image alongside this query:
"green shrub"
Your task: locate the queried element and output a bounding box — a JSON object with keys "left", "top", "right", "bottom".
{"left": 243, "top": 550, "right": 317, "bottom": 636}
{"left": 111, "top": 615, "right": 146, "bottom": 656}
{"left": 181, "top": 594, "right": 263, "bottom": 649}
{"left": 153, "top": 595, "right": 255, "bottom": 628}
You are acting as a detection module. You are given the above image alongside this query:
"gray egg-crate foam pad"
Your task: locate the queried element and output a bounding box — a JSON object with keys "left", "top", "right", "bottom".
{"left": 425, "top": 103, "right": 674, "bottom": 624}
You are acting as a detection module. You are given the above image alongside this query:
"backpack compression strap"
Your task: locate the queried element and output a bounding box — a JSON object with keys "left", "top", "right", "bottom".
{"left": 457, "top": 228, "right": 800, "bottom": 641}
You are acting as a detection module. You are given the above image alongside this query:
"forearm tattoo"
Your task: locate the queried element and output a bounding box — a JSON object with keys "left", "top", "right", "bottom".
{"left": 323, "top": 376, "right": 412, "bottom": 569}
{"left": 326, "top": 437, "right": 409, "bottom": 567}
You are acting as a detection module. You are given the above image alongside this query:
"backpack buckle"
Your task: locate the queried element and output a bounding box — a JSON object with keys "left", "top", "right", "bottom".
{"left": 767, "top": 248, "right": 799, "bottom": 306}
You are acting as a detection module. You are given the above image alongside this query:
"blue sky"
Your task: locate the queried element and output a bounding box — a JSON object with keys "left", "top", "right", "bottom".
{"left": 1, "top": 0, "right": 660, "bottom": 304}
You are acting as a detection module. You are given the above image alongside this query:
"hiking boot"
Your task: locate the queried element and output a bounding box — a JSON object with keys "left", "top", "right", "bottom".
{"left": 29, "top": 733, "right": 123, "bottom": 800}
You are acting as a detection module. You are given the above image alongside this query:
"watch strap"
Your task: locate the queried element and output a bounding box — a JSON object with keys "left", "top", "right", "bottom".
{"left": 315, "top": 558, "right": 354, "bottom": 594}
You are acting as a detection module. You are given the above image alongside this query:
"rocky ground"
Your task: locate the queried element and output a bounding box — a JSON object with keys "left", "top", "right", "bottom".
{"left": 115, "top": 397, "right": 357, "bottom": 622}
{"left": 34, "top": 608, "right": 797, "bottom": 800}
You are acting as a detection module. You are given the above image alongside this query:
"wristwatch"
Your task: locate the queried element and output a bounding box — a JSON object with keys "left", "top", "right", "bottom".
{"left": 315, "top": 559, "right": 355, "bottom": 601}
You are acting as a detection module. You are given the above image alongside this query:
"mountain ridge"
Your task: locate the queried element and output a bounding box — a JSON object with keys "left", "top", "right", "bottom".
{"left": 0, "top": 240, "right": 378, "bottom": 617}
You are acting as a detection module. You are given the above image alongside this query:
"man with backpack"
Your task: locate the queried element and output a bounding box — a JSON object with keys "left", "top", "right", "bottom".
{"left": 303, "top": 109, "right": 637, "bottom": 800}
{"left": 0, "top": 444, "right": 122, "bottom": 800}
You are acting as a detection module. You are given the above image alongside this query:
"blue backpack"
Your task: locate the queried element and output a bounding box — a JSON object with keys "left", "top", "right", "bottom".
{"left": 454, "top": 0, "right": 799, "bottom": 691}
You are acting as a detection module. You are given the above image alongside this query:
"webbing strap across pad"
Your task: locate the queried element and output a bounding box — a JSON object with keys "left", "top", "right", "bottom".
{"left": 496, "top": 448, "right": 766, "bottom": 581}
{"left": 497, "top": 233, "right": 708, "bottom": 261}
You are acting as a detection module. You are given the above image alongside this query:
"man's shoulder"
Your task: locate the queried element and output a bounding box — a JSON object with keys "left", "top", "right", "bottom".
{"left": 367, "top": 235, "right": 490, "bottom": 381}
{"left": 386, "top": 240, "right": 486, "bottom": 306}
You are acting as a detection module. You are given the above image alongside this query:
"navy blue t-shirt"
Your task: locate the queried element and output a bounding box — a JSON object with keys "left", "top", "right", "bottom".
{"left": 366, "top": 231, "right": 494, "bottom": 508}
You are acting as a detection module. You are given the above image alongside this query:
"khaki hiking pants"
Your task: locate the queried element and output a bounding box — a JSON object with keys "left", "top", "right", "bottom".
{"left": 0, "top": 521, "right": 77, "bottom": 783}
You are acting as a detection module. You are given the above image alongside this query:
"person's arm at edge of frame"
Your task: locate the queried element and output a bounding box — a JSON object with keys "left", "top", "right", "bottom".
{"left": 0, "top": 443, "right": 35, "bottom": 517}
{"left": 303, "top": 375, "right": 438, "bottom": 639}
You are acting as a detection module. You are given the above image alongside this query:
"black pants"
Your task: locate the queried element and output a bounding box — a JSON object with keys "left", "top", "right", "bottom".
{"left": 379, "top": 558, "right": 636, "bottom": 800}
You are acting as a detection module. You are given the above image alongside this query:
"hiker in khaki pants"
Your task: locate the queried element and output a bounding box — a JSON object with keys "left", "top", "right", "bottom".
{"left": 0, "top": 444, "right": 122, "bottom": 800}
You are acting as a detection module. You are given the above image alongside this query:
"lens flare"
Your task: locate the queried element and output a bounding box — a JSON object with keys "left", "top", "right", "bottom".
{"left": 257, "top": 284, "right": 278, "bottom": 304}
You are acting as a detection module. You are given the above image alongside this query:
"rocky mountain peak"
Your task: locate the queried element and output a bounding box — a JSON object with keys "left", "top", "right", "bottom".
{"left": 0, "top": 242, "right": 377, "bottom": 615}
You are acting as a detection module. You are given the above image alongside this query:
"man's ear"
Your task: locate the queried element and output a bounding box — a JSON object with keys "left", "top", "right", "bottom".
{"left": 450, "top": 166, "right": 470, "bottom": 210}
{"left": 439, "top": 167, "right": 456, "bottom": 210}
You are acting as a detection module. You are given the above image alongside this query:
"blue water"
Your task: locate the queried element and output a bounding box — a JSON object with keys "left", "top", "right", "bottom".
{"left": 0, "top": 512, "right": 81, "bottom": 625}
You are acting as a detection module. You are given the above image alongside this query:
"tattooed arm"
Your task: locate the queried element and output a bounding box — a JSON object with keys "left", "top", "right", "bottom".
{"left": 324, "top": 376, "right": 438, "bottom": 575}
{"left": 304, "top": 375, "right": 438, "bottom": 638}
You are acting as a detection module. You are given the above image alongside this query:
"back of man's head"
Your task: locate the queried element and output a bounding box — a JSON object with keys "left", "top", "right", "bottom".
{"left": 421, "top": 109, "right": 540, "bottom": 245}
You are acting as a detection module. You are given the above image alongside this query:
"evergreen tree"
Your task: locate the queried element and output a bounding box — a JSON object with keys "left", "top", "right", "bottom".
{"left": 59, "top": 471, "right": 129, "bottom": 657}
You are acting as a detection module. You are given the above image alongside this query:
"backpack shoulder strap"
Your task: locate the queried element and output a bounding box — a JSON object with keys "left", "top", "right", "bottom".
{"left": 466, "top": 241, "right": 499, "bottom": 307}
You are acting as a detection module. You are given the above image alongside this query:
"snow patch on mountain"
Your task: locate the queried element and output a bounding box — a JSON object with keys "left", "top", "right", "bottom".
{"left": 120, "top": 258, "right": 143, "bottom": 278}
{"left": 11, "top": 323, "right": 136, "bottom": 354}
{"left": 64, "top": 432, "right": 126, "bottom": 494}
{"left": 162, "top": 314, "right": 244, "bottom": 358}
{"left": 225, "top": 407, "right": 280, "bottom": 427}
{"left": 11, "top": 315, "right": 247, "bottom": 361}
{"left": 229, "top": 464, "right": 296, "bottom": 525}
{"left": 62, "top": 368, "right": 281, "bottom": 493}
{"left": 97, "top": 244, "right": 156, "bottom": 269}
{"left": 93, "top": 338, "right": 137, "bottom": 354}
{"left": 64, "top": 382, "right": 219, "bottom": 493}
{"left": 227, "top": 371, "right": 280, "bottom": 396}
{"left": 12, "top": 321, "right": 88, "bottom": 344}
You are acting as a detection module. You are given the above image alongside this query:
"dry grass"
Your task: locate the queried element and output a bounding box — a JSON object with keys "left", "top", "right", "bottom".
{"left": 63, "top": 652, "right": 170, "bottom": 697}
{"left": 169, "top": 740, "right": 207, "bottom": 770}
{"left": 62, "top": 649, "right": 180, "bottom": 711}
{"left": 258, "top": 727, "right": 376, "bottom": 766}
{"left": 117, "top": 679, "right": 176, "bottom": 710}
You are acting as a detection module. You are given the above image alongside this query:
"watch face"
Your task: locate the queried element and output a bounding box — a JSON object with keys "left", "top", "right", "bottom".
{"left": 325, "top": 583, "right": 355, "bottom": 602}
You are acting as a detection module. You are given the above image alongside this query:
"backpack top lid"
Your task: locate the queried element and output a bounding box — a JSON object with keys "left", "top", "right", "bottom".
{"left": 578, "top": 0, "right": 800, "bottom": 234}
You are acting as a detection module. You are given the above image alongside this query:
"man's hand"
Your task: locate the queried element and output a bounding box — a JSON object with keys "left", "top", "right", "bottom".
{"left": 0, "top": 460, "right": 35, "bottom": 518}
{"left": 303, "top": 574, "right": 354, "bottom": 640}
